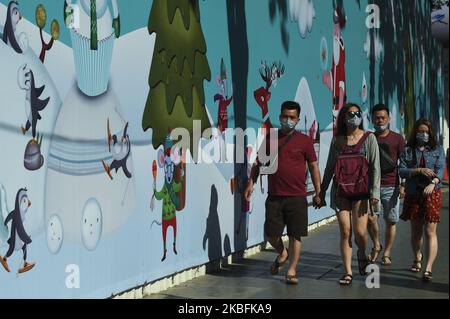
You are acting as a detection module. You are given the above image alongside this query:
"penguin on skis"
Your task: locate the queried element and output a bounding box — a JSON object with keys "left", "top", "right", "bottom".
{"left": 102, "top": 122, "right": 132, "bottom": 180}
{"left": 0, "top": 188, "right": 36, "bottom": 274}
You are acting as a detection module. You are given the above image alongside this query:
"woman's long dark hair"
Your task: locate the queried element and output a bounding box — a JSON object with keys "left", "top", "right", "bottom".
{"left": 336, "top": 103, "right": 364, "bottom": 137}
{"left": 407, "top": 118, "right": 437, "bottom": 149}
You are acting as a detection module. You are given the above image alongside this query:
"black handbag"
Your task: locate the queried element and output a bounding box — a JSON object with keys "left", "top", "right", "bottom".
{"left": 415, "top": 174, "right": 433, "bottom": 190}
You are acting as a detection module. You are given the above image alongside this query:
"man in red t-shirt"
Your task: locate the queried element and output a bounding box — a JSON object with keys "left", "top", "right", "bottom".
{"left": 244, "top": 101, "right": 321, "bottom": 285}
{"left": 367, "top": 104, "right": 406, "bottom": 266}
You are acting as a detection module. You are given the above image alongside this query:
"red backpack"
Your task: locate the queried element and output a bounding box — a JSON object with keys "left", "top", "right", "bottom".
{"left": 334, "top": 132, "right": 371, "bottom": 197}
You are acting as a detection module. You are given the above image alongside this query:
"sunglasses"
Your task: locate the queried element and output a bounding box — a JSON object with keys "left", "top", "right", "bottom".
{"left": 347, "top": 111, "right": 362, "bottom": 119}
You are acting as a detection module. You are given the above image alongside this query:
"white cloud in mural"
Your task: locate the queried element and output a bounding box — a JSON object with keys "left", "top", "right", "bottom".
{"left": 289, "top": 0, "right": 315, "bottom": 38}
{"left": 364, "top": 31, "right": 383, "bottom": 61}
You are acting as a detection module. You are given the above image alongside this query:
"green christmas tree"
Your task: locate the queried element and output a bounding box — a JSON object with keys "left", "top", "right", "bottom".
{"left": 142, "top": 0, "right": 211, "bottom": 161}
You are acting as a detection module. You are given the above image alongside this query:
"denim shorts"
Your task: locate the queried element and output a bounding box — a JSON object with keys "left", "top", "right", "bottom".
{"left": 374, "top": 187, "right": 400, "bottom": 223}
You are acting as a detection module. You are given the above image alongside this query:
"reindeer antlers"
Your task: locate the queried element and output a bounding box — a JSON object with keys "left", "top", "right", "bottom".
{"left": 259, "top": 60, "right": 285, "bottom": 86}
{"left": 259, "top": 61, "right": 271, "bottom": 84}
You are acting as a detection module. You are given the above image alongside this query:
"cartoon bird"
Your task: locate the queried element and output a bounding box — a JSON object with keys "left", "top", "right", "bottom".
{"left": 0, "top": 188, "right": 35, "bottom": 274}
{"left": 2, "top": 1, "right": 23, "bottom": 54}
{"left": 17, "top": 65, "right": 50, "bottom": 140}
{"left": 102, "top": 120, "right": 132, "bottom": 180}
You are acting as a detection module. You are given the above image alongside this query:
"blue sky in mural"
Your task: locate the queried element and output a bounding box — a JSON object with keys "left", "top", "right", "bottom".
{"left": 0, "top": 0, "right": 150, "bottom": 46}
{"left": 242, "top": 0, "right": 371, "bottom": 131}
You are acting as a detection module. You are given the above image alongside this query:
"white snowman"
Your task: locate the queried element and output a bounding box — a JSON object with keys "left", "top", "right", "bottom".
{"left": 64, "top": 0, "right": 120, "bottom": 96}
{"left": 44, "top": 86, "right": 136, "bottom": 253}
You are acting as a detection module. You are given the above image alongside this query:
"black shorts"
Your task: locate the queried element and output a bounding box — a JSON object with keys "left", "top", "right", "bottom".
{"left": 264, "top": 195, "right": 308, "bottom": 241}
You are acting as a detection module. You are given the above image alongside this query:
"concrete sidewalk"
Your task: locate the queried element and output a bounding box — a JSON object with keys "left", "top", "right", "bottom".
{"left": 145, "top": 188, "right": 449, "bottom": 299}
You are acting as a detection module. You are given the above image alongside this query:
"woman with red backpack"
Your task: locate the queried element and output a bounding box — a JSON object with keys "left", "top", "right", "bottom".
{"left": 399, "top": 119, "right": 445, "bottom": 282}
{"left": 317, "top": 103, "right": 380, "bottom": 285}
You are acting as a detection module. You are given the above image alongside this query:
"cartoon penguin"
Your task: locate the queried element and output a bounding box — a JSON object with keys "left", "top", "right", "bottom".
{"left": 102, "top": 122, "right": 132, "bottom": 179}
{"left": 2, "top": 1, "right": 23, "bottom": 54}
{"left": 0, "top": 188, "right": 35, "bottom": 274}
{"left": 17, "top": 65, "right": 50, "bottom": 139}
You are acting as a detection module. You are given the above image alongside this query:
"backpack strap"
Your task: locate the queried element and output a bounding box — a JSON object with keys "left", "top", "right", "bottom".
{"left": 353, "top": 132, "right": 371, "bottom": 153}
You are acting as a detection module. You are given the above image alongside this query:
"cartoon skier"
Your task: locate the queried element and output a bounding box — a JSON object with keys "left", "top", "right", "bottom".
{"left": 152, "top": 130, "right": 184, "bottom": 262}
{"left": 322, "top": 5, "right": 346, "bottom": 135}
{"left": 102, "top": 120, "right": 132, "bottom": 180}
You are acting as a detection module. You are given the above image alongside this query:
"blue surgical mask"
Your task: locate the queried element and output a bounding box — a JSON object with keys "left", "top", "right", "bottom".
{"left": 347, "top": 117, "right": 362, "bottom": 128}
{"left": 374, "top": 124, "right": 388, "bottom": 133}
{"left": 280, "top": 119, "right": 297, "bottom": 132}
{"left": 416, "top": 132, "right": 429, "bottom": 144}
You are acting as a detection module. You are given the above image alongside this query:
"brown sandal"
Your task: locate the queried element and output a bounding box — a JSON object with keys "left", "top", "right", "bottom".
{"left": 368, "top": 244, "right": 383, "bottom": 263}
{"left": 285, "top": 274, "right": 298, "bottom": 285}
{"left": 270, "top": 248, "right": 288, "bottom": 275}
{"left": 339, "top": 274, "right": 353, "bottom": 286}
{"left": 422, "top": 271, "right": 433, "bottom": 282}
{"left": 411, "top": 258, "right": 422, "bottom": 273}
{"left": 381, "top": 256, "right": 392, "bottom": 266}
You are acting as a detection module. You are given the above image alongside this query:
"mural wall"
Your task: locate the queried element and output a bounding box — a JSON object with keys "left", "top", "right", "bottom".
{"left": 0, "top": 0, "right": 444, "bottom": 298}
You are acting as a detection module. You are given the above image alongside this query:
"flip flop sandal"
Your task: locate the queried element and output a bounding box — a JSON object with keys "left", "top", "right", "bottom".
{"left": 270, "top": 248, "right": 288, "bottom": 275}
{"left": 411, "top": 259, "right": 422, "bottom": 273}
{"left": 285, "top": 274, "right": 298, "bottom": 285}
{"left": 381, "top": 256, "right": 392, "bottom": 266}
{"left": 368, "top": 244, "right": 383, "bottom": 263}
{"left": 422, "top": 271, "right": 433, "bottom": 282}
{"left": 339, "top": 274, "right": 353, "bottom": 286}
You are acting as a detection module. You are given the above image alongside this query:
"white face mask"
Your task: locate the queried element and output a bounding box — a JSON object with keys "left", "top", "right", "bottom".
{"left": 374, "top": 124, "right": 388, "bottom": 133}
{"left": 280, "top": 119, "right": 297, "bottom": 132}
{"left": 347, "top": 117, "right": 362, "bottom": 128}
{"left": 416, "top": 132, "right": 429, "bottom": 144}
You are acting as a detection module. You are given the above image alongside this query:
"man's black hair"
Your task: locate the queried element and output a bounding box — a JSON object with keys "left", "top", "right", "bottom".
{"left": 281, "top": 101, "right": 300, "bottom": 117}
{"left": 372, "top": 103, "right": 390, "bottom": 116}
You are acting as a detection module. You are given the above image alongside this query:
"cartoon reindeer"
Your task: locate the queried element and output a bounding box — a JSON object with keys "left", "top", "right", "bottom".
{"left": 253, "top": 61, "right": 285, "bottom": 130}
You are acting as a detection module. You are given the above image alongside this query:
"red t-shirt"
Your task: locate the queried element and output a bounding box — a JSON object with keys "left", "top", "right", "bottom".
{"left": 376, "top": 131, "right": 406, "bottom": 187}
{"left": 259, "top": 130, "right": 317, "bottom": 196}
